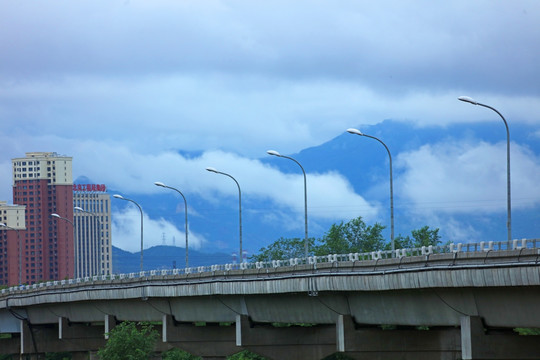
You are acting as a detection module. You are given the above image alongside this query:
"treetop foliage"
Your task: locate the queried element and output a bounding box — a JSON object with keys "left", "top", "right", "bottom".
{"left": 98, "top": 321, "right": 158, "bottom": 360}
{"left": 251, "top": 216, "right": 441, "bottom": 261}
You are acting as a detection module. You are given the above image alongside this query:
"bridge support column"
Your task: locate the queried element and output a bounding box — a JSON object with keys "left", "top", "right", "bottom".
{"left": 104, "top": 314, "right": 117, "bottom": 339}
{"left": 338, "top": 315, "right": 461, "bottom": 360}
{"left": 461, "top": 316, "right": 540, "bottom": 359}
{"left": 20, "top": 317, "right": 107, "bottom": 356}
{"left": 162, "top": 314, "right": 237, "bottom": 359}
{"left": 236, "top": 314, "right": 336, "bottom": 360}
{"left": 21, "top": 319, "right": 37, "bottom": 355}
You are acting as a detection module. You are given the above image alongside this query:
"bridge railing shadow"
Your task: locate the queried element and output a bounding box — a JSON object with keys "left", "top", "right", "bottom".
{"left": 2, "top": 238, "right": 539, "bottom": 295}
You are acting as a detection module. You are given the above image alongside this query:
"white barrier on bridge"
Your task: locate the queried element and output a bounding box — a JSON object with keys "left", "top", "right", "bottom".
{"left": 450, "top": 243, "right": 463, "bottom": 252}
{"left": 348, "top": 253, "right": 359, "bottom": 262}
{"left": 421, "top": 246, "right": 433, "bottom": 255}
{"left": 2, "top": 238, "right": 540, "bottom": 294}
{"left": 479, "top": 241, "right": 494, "bottom": 251}
{"left": 513, "top": 238, "right": 528, "bottom": 250}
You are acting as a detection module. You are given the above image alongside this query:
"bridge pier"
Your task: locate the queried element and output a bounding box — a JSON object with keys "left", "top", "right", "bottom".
{"left": 19, "top": 316, "right": 109, "bottom": 356}
{"left": 338, "top": 314, "right": 461, "bottom": 360}
{"left": 461, "top": 316, "right": 540, "bottom": 360}
{"left": 162, "top": 314, "right": 238, "bottom": 359}
{"left": 236, "top": 314, "right": 336, "bottom": 360}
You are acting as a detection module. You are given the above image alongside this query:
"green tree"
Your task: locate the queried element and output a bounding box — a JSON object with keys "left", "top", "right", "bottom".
{"left": 411, "top": 226, "right": 441, "bottom": 247}
{"left": 98, "top": 321, "right": 158, "bottom": 360}
{"left": 390, "top": 226, "right": 441, "bottom": 250}
{"left": 227, "top": 350, "right": 267, "bottom": 359}
{"left": 322, "top": 353, "right": 354, "bottom": 360}
{"left": 515, "top": 328, "right": 540, "bottom": 335}
{"left": 314, "top": 216, "right": 386, "bottom": 255}
{"left": 250, "top": 237, "right": 316, "bottom": 262}
{"left": 45, "top": 353, "right": 71, "bottom": 360}
{"left": 162, "top": 348, "right": 201, "bottom": 360}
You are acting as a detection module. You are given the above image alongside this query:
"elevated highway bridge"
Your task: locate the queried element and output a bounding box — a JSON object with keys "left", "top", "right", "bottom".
{"left": 1, "top": 239, "right": 540, "bottom": 359}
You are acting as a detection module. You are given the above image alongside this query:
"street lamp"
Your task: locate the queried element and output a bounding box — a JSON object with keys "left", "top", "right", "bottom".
{"left": 267, "top": 150, "right": 309, "bottom": 259}
{"left": 113, "top": 194, "right": 144, "bottom": 272}
{"left": 154, "top": 182, "right": 189, "bottom": 268}
{"left": 458, "top": 96, "right": 512, "bottom": 242}
{"left": 206, "top": 167, "right": 243, "bottom": 261}
{"left": 74, "top": 206, "right": 103, "bottom": 276}
{"left": 50, "top": 213, "right": 75, "bottom": 279}
{"left": 51, "top": 213, "right": 74, "bottom": 226}
{"left": 0, "top": 223, "right": 22, "bottom": 285}
{"left": 346, "top": 128, "right": 395, "bottom": 254}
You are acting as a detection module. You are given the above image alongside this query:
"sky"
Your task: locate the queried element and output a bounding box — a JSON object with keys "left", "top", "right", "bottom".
{"left": 1, "top": 0, "right": 540, "bottom": 253}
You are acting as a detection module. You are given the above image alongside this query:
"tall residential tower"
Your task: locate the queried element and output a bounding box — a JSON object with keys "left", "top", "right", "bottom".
{"left": 0, "top": 201, "right": 26, "bottom": 285}
{"left": 11, "top": 152, "right": 74, "bottom": 283}
{"left": 73, "top": 184, "right": 112, "bottom": 277}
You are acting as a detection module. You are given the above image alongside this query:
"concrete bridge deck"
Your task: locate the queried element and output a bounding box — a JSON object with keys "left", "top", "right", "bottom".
{"left": 0, "top": 240, "right": 539, "bottom": 359}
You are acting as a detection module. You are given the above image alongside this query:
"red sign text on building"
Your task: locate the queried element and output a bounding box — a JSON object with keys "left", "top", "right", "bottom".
{"left": 73, "top": 184, "right": 107, "bottom": 192}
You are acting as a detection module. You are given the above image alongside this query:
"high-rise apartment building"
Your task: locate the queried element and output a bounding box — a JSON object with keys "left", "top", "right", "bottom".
{"left": 11, "top": 152, "right": 74, "bottom": 284}
{"left": 73, "top": 184, "right": 112, "bottom": 277}
{"left": 0, "top": 201, "right": 26, "bottom": 285}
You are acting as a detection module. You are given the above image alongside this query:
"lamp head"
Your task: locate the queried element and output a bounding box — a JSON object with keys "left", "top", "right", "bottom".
{"left": 113, "top": 194, "right": 124, "bottom": 199}
{"left": 74, "top": 206, "right": 84, "bottom": 212}
{"left": 346, "top": 128, "right": 364, "bottom": 136}
{"left": 458, "top": 96, "right": 478, "bottom": 105}
{"left": 50, "top": 213, "right": 61, "bottom": 219}
{"left": 206, "top": 167, "right": 218, "bottom": 173}
{"left": 0, "top": 223, "right": 6, "bottom": 227}
{"left": 266, "top": 150, "right": 281, "bottom": 157}
{"left": 154, "top": 181, "right": 166, "bottom": 187}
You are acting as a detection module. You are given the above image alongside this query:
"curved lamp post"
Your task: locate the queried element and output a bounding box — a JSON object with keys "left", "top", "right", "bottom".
{"left": 154, "top": 182, "right": 189, "bottom": 268}
{"left": 346, "top": 128, "right": 395, "bottom": 254}
{"left": 113, "top": 194, "right": 144, "bottom": 272}
{"left": 50, "top": 213, "right": 75, "bottom": 279}
{"left": 267, "top": 150, "right": 309, "bottom": 259}
{"left": 74, "top": 206, "right": 102, "bottom": 276}
{"left": 51, "top": 213, "right": 74, "bottom": 226}
{"left": 0, "top": 223, "right": 22, "bottom": 284}
{"left": 458, "top": 96, "right": 511, "bottom": 242}
{"left": 206, "top": 167, "right": 243, "bottom": 261}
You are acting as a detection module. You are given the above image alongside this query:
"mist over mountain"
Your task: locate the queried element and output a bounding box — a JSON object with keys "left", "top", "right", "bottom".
{"left": 112, "top": 245, "right": 232, "bottom": 274}
{"left": 78, "top": 120, "right": 540, "bottom": 263}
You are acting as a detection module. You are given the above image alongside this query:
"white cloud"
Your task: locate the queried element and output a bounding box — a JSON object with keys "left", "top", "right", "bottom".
{"left": 1, "top": 0, "right": 540, "bottom": 252}
{"left": 1, "top": 1, "right": 540, "bottom": 160}
{"left": 397, "top": 139, "right": 540, "bottom": 214}
{"left": 112, "top": 206, "right": 205, "bottom": 253}
{"left": 0, "top": 130, "right": 377, "bottom": 230}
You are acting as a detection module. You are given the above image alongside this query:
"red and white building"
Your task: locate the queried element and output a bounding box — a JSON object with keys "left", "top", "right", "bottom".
{"left": 4, "top": 152, "right": 75, "bottom": 285}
